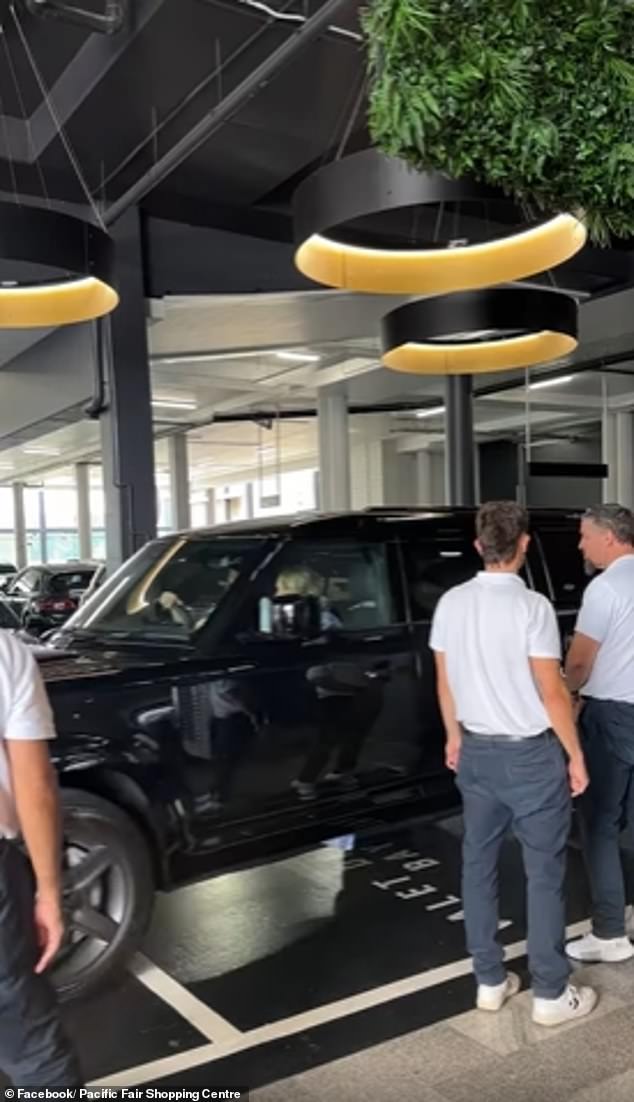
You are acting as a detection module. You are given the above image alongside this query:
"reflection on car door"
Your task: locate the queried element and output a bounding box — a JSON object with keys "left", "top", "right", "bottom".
{"left": 174, "top": 536, "right": 423, "bottom": 849}
{"left": 531, "top": 518, "right": 588, "bottom": 652}
{"left": 7, "top": 568, "right": 41, "bottom": 622}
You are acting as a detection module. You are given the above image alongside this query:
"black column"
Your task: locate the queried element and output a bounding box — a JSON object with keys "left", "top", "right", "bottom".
{"left": 100, "top": 208, "right": 157, "bottom": 572}
{"left": 444, "top": 375, "right": 475, "bottom": 506}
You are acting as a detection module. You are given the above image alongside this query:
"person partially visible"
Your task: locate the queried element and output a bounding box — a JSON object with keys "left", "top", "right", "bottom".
{"left": 565, "top": 504, "right": 634, "bottom": 964}
{"left": 275, "top": 565, "right": 342, "bottom": 631}
{"left": 0, "top": 633, "right": 80, "bottom": 1086}
{"left": 431, "top": 501, "right": 596, "bottom": 1027}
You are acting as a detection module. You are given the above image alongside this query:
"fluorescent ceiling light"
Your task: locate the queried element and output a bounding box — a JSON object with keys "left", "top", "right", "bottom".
{"left": 416, "top": 405, "right": 446, "bottom": 419}
{"left": 152, "top": 397, "right": 197, "bottom": 411}
{"left": 23, "top": 446, "right": 61, "bottom": 456}
{"left": 275, "top": 351, "right": 321, "bottom": 363}
{"left": 529, "top": 374, "right": 574, "bottom": 391}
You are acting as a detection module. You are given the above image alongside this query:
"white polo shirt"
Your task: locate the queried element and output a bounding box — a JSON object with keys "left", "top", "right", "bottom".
{"left": 0, "top": 632, "right": 56, "bottom": 838}
{"left": 576, "top": 553, "right": 634, "bottom": 704}
{"left": 430, "top": 572, "right": 561, "bottom": 737}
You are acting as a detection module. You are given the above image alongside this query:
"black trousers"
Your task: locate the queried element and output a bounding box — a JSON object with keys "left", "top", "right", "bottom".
{"left": 0, "top": 842, "right": 81, "bottom": 1087}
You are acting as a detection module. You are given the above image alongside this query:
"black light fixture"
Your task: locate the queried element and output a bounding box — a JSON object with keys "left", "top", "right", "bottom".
{"left": 0, "top": 202, "right": 118, "bottom": 328}
{"left": 293, "top": 149, "right": 586, "bottom": 295}
{"left": 380, "top": 287, "right": 578, "bottom": 375}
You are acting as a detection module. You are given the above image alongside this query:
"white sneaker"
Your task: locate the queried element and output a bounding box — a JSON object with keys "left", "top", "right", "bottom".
{"left": 476, "top": 972, "right": 521, "bottom": 1012}
{"left": 566, "top": 932, "right": 634, "bottom": 963}
{"left": 532, "top": 984, "right": 597, "bottom": 1027}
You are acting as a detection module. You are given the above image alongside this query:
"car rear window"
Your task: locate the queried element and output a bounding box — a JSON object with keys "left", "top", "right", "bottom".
{"left": 49, "top": 572, "right": 94, "bottom": 596}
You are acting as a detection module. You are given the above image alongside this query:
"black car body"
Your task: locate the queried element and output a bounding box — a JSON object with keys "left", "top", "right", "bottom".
{"left": 5, "top": 562, "right": 99, "bottom": 635}
{"left": 37, "top": 508, "right": 587, "bottom": 1000}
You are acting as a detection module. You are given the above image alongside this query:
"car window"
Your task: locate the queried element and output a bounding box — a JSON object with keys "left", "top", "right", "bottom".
{"left": 534, "top": 526, "right": 589, "bottom": 606}
{"left": 13, "top": 569, "right": 41, "bottom": 595}
{"left": 402, "top": 535, "right": 481, "bottom": 620}
{"left": 253, "top": 540, "right": 396, "bottom": 633}
{"left": 49, "top": 571, "right": 95, "bottom": 596}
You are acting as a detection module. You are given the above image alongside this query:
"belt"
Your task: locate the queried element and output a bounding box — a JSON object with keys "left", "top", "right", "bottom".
{"left": 462, "top": 729, "right": 550, "bottom": 743}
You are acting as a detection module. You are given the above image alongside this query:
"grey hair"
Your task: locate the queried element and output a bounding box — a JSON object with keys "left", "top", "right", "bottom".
{"left": 583, "top": 503, "right": 634, "bottom": 545}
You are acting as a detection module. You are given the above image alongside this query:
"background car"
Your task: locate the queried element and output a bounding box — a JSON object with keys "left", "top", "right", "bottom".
{"left": 0, "top": 562, "right": 17, "bottom": 590}
{"left": 5, "top": 562, "right": 100, "bottom": 636}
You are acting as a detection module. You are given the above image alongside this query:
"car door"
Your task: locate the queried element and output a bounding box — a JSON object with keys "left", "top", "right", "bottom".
{"left": 529, "top": 516, "right": 589, "bottom": 652}
{"left": 180, "top": 533, "right": 423, "bottom": 848}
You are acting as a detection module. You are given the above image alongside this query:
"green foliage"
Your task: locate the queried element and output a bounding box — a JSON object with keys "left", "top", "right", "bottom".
{"left": 362, "top": 0, "right": 634, "bottom": 243}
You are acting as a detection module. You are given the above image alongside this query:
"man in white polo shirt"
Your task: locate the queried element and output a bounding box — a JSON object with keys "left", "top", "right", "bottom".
{"left": 565, "top": 504, "right": 634, "bottom": 964}
{"left": 0, "top": 632, "right": 80, "bottom": 1086}
{"left": 430, "top": 501, "right": 596, "bottom": 1027}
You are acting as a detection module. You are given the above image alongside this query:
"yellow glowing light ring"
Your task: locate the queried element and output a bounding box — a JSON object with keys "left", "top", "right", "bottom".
{"left": 295, "top": 214, "right": 587, "bottom": 295}
{"left": 0, "top": 277, "right": 119, "bottom": 328}
{"left": 382, "top": 331, "right": 578, "bottom": 376}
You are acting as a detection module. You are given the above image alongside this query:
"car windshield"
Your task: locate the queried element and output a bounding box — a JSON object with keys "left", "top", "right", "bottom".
{"left": 61, "top": 536, "right": 267, "bottom": 641}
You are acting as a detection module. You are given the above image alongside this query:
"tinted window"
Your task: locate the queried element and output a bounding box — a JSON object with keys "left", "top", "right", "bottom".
{"left": 271, "top": 541, "right": 395, "bottom": 631}
{"left": 49, "top": 571, "right": 95, "bottom": 596}
{"left": 535, "top": 526, "right": 589, "bottom": 606}
{"left": 403, "top": 535, "right": 481, "bottom": 620}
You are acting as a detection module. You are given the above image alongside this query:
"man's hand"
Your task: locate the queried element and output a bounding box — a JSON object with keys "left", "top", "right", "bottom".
{"left": 568, "top": 754, "right": 589, "bottom": 798}
{"left": 33, "top": 890, "right": 64, "bottom": 974}
{"left": 446, "top": 735, "right": 462, "bottom": 772}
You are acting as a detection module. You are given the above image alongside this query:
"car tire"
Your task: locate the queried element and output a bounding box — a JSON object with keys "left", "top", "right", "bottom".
{"left": 52, "top": 788, "right": 155, "bottom": 1002}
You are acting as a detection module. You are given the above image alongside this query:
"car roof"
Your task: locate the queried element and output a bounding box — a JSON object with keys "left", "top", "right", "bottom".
{"left": 168, "top": 506, "right": 584, "bottom": 542}
{"left": 27, "top": 562, "right": 99, "bottom": 574}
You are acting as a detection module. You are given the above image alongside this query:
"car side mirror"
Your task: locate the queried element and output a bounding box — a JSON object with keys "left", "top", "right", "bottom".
{"left": 258, "top": 594, "right": 322, "bottom": 640}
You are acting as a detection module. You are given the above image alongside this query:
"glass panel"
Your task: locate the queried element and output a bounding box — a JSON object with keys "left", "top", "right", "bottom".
{"left": 402, "top": 536, "right": 481, "bottom": 620}
{"left": 535, "top": 525, "right": 589, "bottom": 606}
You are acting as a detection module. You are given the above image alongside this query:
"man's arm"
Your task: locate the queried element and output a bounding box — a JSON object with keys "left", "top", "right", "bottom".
{"left": 530, "top": 657, "right": 589, "bottom": 796}
{"left": 434, "top": 651, "right": 462, "bottom": 770}
{"left": 565, "top": 632, "right": 600, "bottom": 694}
{"left": 6, "top": 739, "right": 64, "bottom": 973}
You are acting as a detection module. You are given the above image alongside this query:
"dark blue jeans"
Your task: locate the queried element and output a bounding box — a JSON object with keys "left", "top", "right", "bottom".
{"left": 580, "top": 697, "right": 634, "bottom": 939}
{"left": 0, "top": 842, "right": 81, "bottom": 1086}
{"left": 456, "top": 732, "right": 571, "bottom": 999}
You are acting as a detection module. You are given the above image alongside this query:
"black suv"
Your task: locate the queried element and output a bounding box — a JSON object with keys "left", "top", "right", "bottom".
{"left": 39, "top": 508, "right": 586, "bottom": 1001}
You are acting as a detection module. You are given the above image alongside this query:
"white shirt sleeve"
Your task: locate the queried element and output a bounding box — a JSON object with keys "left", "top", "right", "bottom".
{"left": 4, "top": 637, "right": 56, "bottom": 742}
{"left": 575, "top": 578, "right": 614, "bottom": 644}
{"left": 527, "top": 596, "right": 562, "bottom": 660}
{"left": 429, "top": 593, "right": 449, "bottom": 652}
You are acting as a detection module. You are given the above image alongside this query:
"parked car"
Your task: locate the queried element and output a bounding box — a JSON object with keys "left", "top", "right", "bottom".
{"left": 37, "top": 508, "right": 587, "bottom": 1002}
{"left": 4, "top": 562, "right": 99, "bottom": 636}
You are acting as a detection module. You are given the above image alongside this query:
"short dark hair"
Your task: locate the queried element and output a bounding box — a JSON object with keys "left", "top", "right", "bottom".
{"left": 476, "top": 501, "right": 529, "bottom": 564}
{"left": 583, "top": 503, "right": 634, "bottom": 546}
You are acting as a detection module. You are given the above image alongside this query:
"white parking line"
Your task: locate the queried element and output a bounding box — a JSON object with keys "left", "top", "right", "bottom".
{"left": 91, "top": 919, "right": 590, "bottom": 1088}
{"left": 131, "top": 953, "right": 243, "bottom": 1044}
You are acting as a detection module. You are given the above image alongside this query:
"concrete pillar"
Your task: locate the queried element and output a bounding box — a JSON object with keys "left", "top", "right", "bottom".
{"left": 75, "top": 462, "right": 92, "bottom": 560}
{"left": 444, "top": 376, "right": 475, "bottom": 506}
{"left": 100, "top": 208, "right": 157, "bottom": 573}
{"left": 616, "top": 412, "right": 634, "bottom": 509}
{"left": 38, "top": 491, "right": 48, "bottom": 564}
{"left": 416, "top": 450, "right": 433, "bottom": 505}
{"left": 602, "top": 410, "right": 618, "bottom": 503}
{"left": 206, "top": 488, "right": 216, "bottom": 527}
{"left": 318, "top": 387, "right": 351, "bottom": 511}
{"left": 167, "top": 433, "right": 191, "bottom": 531}
{"left": 12, "top": 483, "right": 26, "bottom": 569}
{"left": 245, "top": 482, "right": 255, "bottom": 519}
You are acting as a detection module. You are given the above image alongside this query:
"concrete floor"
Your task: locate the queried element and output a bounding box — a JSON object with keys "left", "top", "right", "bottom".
{"left": 20, "top": 812, "right": 633, "bottom": 1099}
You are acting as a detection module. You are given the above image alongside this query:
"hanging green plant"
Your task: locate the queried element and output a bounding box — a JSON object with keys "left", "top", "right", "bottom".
{"left": 362, "top": 0, "right": 634, "bottom": 244}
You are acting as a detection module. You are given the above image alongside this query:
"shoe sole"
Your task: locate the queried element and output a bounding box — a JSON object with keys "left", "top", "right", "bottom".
{"left": 566, "top": 946, "right": 634, "bottom": 964}
{"left": 532, "top": 991, "right": 599, "bottom": 1028}
{"left": 477, "top": 974, "right": 521, "bottom": 1012}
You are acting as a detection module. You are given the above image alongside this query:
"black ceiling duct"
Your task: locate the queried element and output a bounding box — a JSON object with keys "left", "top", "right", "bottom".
{"left": 22, "top": 0, "right": 126, "bottom": 34}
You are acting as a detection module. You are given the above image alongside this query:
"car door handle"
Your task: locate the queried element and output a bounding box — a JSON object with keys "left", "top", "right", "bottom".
{"left": 365, "top": 659, "right": 392, "bottom": 677}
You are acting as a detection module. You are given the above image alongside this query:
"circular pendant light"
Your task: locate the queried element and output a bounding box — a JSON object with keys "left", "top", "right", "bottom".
{"left": 293, "top": 150, "right": 587, "bottom": 295}
{"left": 0, "top": 202, "right": 118, "bottom": 327}
{"left": 380, "top": 287, "right": 578, "bottom": 375}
